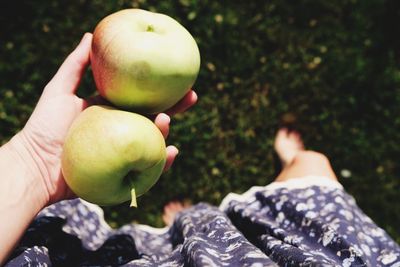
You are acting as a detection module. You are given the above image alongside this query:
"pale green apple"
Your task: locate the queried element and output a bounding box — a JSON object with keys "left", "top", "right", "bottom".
{"left": 61, "top": 105, "right": 166, "bottom": 207}
{"left": 90, "top": 9, "right": 201, "bottom": 114}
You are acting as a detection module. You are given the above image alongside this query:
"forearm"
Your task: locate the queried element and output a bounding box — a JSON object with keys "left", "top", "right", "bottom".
{"left": 0, "top": 133, "right": 48, "bottom": 264}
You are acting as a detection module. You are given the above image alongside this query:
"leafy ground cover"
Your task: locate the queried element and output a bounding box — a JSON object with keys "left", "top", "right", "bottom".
{"left": 0, "top": 0, "right": 399, "bottom": 242}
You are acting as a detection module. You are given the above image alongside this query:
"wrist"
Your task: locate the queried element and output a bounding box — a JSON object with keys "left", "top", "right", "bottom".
{"left": 3, "top": 132, "right": 50, "bottom": 209}
{"left": 0, "top": 133, "right": 50, "bottom": 263}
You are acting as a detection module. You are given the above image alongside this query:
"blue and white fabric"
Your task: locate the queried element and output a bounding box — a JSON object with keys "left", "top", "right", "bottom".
{"left": 6, "top": 176, "right": 400, "bottom": 266}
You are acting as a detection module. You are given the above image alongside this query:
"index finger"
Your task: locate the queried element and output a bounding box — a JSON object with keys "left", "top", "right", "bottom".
{"left": 45, "top": 33, "right": 93, "bottom": 96}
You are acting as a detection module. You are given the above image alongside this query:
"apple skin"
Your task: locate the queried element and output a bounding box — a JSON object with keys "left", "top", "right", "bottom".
{"left": 91, "top": 9, "right": 201, "bottom": 114}
{"left": 61, "top": 105, "right": 166, "bottom": 206}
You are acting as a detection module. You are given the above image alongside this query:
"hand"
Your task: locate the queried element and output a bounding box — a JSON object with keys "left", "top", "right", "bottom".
{"left": 10, "top": 33, "right": 197, "bottom": 206}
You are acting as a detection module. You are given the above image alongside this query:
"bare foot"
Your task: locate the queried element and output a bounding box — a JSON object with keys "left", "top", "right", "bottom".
{"left": 162, "top": 200, "right": 191, "bottom": 226}
{"left": 274, "top": 128, "right": 305, "bottom": 167}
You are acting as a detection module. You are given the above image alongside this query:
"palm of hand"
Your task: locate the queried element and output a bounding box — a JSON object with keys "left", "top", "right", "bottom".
{"left": 23, "top": 92, "right": 86, "bottom": 203}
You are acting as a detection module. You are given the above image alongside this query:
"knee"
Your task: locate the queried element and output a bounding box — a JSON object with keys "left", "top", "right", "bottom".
{"left": 291, "top": 150, "right": 330, "bottom": 166}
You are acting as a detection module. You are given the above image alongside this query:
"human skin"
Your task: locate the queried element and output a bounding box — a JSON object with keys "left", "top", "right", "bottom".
{"left": 0, "top": 33, "right": 198, "bottom": 264}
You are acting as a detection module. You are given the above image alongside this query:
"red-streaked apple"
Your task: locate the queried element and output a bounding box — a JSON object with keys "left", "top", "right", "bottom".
{"left": 61, "top": 105, "right": 166, "bottom": 207}
{"left": 91, "top": 9, "right": 201, "bottom": 114}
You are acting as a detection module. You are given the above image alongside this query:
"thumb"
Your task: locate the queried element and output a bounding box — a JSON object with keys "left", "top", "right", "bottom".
{"left": 45, "top": 33, "right": 93, "bottom": 96}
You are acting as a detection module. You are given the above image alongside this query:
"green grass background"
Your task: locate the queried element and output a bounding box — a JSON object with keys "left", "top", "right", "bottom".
{"left": 0, "top": 0, "right": 399, "bottom": 242}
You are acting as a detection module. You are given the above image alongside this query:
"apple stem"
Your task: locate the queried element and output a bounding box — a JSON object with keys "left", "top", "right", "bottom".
{"left": 146, "top": 24, "right": 155, "bottom": 32}
{"left": 130, "top": 188, "right": 137, "bottom": 208}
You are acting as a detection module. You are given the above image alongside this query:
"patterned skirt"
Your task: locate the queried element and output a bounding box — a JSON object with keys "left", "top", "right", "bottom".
{"left": 6, "top": 176, "right": 400, "bottom": 266}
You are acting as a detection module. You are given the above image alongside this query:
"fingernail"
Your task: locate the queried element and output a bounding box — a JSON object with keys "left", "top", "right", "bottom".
{"left": 173, "top": 147, "right": 179, "bottom": 156}
{"left": 192, "top": 90, "right": 198, "bottom": 101}
{"left": 167, "top": 145, "right": 179, "bottom": 157}
{"left": 161, "top": 113, "right": 170, "bottom": 124}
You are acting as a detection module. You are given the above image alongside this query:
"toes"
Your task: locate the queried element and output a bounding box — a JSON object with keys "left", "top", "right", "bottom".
{"left": 162, "top": 200, "right": 188, "bottom": 226}
{"left": 287, "top": 130, "right": 299, "bottom": 139}
{"left": 274, "top": 128, "right": 288, "bottom": 148}
{"left": 276, "top": 128, "right": 289, "bottom": 139}
{"left": 288, "top": 130, "right": 304, "bottom": 148}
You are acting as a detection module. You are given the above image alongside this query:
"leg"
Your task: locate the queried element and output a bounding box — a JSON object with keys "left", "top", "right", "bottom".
{"left": 274, "top": 129, "right": 338, "bottom": 182}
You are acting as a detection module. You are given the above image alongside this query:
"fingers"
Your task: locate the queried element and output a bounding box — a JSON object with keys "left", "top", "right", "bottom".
{"left": 163, "top": 146, "right": 179, "bottom": 172}
{"left": 83, "top": 90, "right": 198, "bottom": 116}
{"left": 152, "top": 91, "right": 197, "bottom": 173}
{"left": 45, "top": 33, "right": 93, "bottom": 96}
{"left": 153, "top": 91, "right": 197, "bottom": 172}
{"left": 165, "top": 90, "right": 198, "bottom": 116}
{"left": 154, "top": 113, "right": 170, "bottom": 139}
{"left": 154, "top": 113, "right": 182, "bottom": 172}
